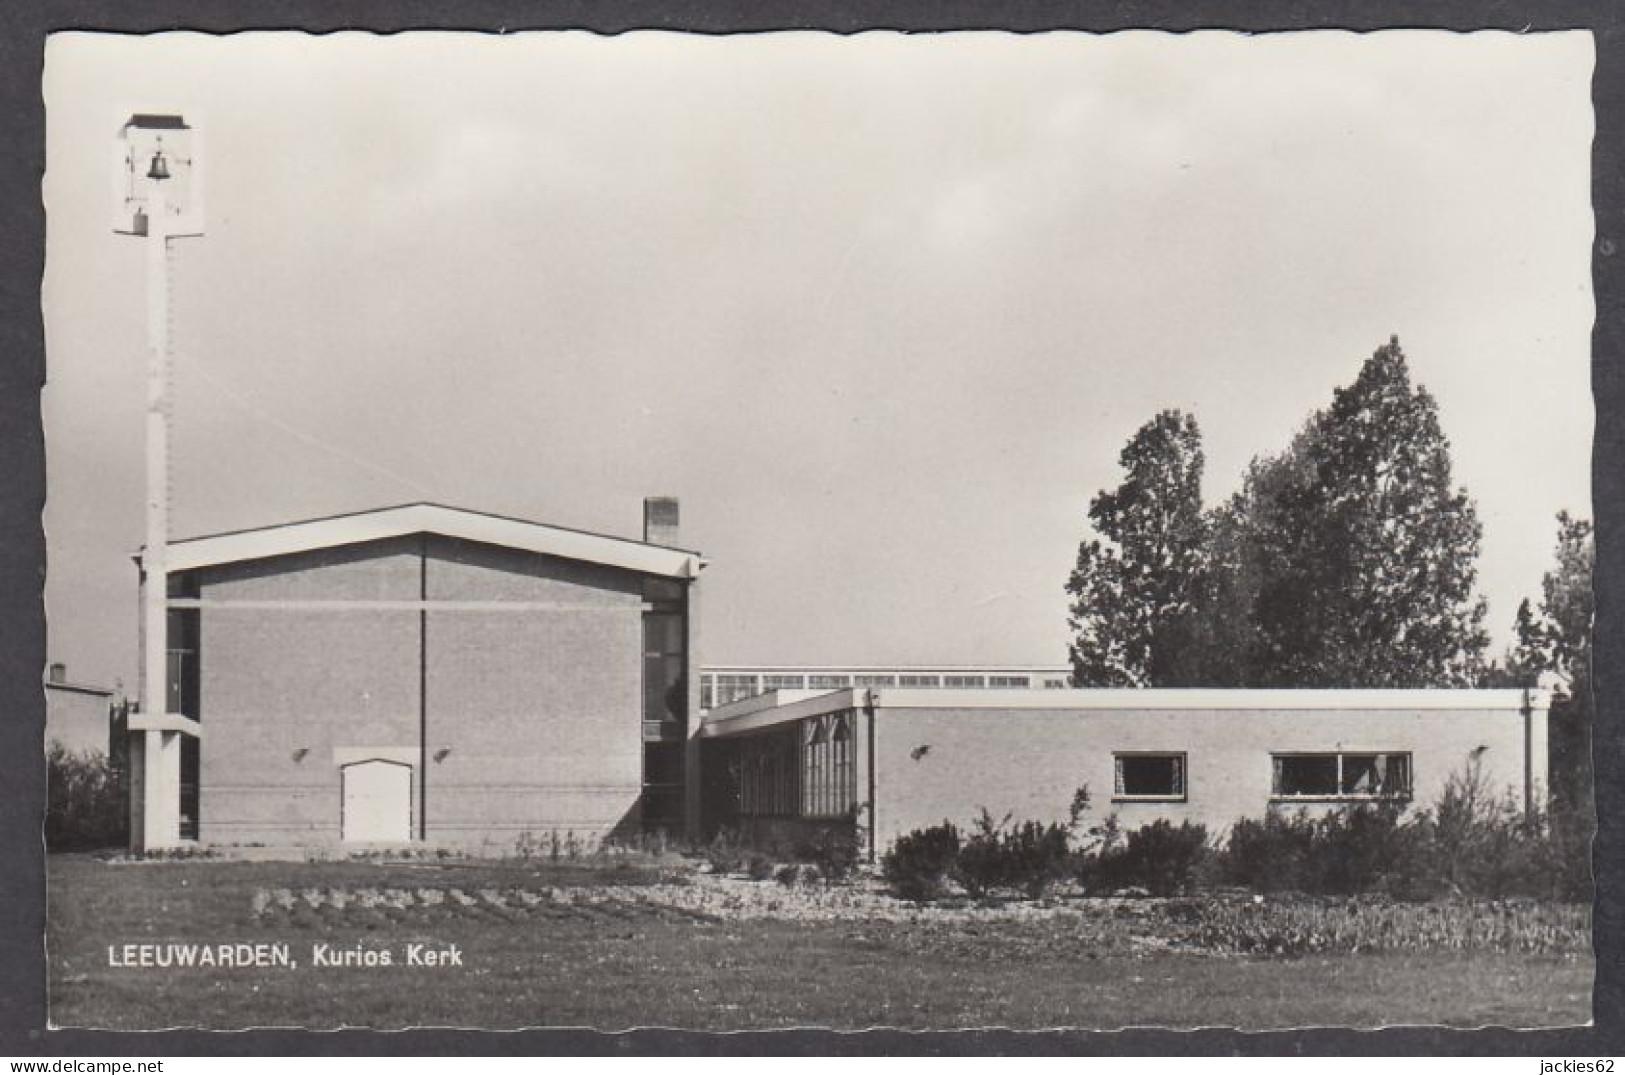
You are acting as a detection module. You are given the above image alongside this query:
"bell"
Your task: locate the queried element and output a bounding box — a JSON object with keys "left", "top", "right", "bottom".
{"left": 147, "top": 149, "right": 170, "bottom": 181}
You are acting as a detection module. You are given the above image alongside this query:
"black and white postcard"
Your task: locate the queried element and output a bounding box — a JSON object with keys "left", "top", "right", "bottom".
{"left": 39, "top": 29, "right": 1598, "bottom": 1033}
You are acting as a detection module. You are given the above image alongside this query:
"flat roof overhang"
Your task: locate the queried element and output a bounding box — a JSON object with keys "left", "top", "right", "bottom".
{"left": 700, "top": 687, "right": 1550, "bottom": 738}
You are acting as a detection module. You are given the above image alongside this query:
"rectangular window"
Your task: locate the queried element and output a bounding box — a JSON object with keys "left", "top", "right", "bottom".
{"left": 1272, "top": 752, "right": 1412, "bottom": 800}
{"left": 700, "top": 675, "right": 714, "bottom": 711}
{"left": 808, "top": 674, "right": 851, "bottom": 690}
{"left": 899, "top": 674, "right": 941, "bottom": 687}
{"left": 165, "top": 649, "right": 190, "bottom": 715}
{"left": 1043, "top": 678, "right": 1069, "bottom": 689}
{"left": 1275, "top": 754, "right": 1339, "bottom": 796}
{"left": 642, "top": 610, "right": 686, "bottom": 730}
{"left": 1113, "top": 753, "right": 1186, "bottom": 801}
{"left": 715, "top": 674, "right": 760, "bottom": 706}
{"left": 763, "top": 674, "right": 805, "bottom": 691}
{"left": 854, "top": 674, "right": 896, "bottom": 688}
{"left": 944, "top": 675, "right": 984, "bottom": 688}
{"left": 641, "top": 597, "right": 687, "bottom": 821}
{"left": 165, "top": 607, "right": 200, "bottom": 718}
{"left": 988, "top": 675, "right": 1030, "bottom": 688}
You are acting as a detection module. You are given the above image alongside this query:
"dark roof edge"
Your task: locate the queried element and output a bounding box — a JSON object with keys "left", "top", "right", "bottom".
{"left": 45, "top": 681, "right": 116, "bottom": 697}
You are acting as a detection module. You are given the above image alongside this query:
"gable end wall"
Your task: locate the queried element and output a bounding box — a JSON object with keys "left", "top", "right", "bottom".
{"left": 193, "top": 535, "right": 648, "bottom": 848}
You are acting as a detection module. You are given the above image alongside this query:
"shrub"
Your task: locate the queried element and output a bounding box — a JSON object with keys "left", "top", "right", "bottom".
{"left": 774, "top": 863, "right": 804, "bottom": 886}
{"left": 806, "top": 826, "right": 858, "bottom": 885}
{"left": 1086, "top": 819, "right": 1209, "bottom": 896}
{"left": 1219, "top": 807, "right": 1423, "bottom": 897}
{"left": 950, "top": 810, "right": 1010, "bottom": 897}
{"left": 1221, "top": 811, "right": 1318, "bottom": 893}
{"left": 745, "top": 853, "right": 774, "bottom": 882}
{"left": 948, "top": 810, "right": 1071, "bottom": 898}
{"left": 1313, "top": 802, "right": 1429, "bottom": 897}
{"left": 1215, "top": 757, "right": 1590, "bottom": 901}
{"left": 1423, "top": 759, "right": 1560, "bottom": 900}
{"left": 882, "top": 821, "right": 961, "bottom": 902}
{"left": 1000, "top": 819, "right": 1072, "bottom": 898}
{"left": 1067, "top": 782, "right": 1127, "bottom": 883}
{"left": 45, "top": 744, "right": 127, "bottom": 851}
{"left": 703, "top": 829, "right": 745, "bottom": 875}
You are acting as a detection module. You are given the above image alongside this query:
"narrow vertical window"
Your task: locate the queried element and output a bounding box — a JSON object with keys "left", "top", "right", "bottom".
{"left": 831, "top": 713, "right": 853, "bottom": 816}
{"left": 641, "top": 579, "right": 687, "bottom": 833}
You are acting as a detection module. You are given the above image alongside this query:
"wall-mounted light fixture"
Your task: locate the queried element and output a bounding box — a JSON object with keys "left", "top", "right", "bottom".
{"left": 433, "top": 748, "right": 452, "bottom": 764}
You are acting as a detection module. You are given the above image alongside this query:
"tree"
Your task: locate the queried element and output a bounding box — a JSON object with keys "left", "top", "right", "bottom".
{"left": 45, "top": 744, "right": 128, "bottom": 851}
{"left": 1509, "top": 512, "right": 1594, "bottom": 813}
{"left": 1066, "top": 410, "right": 1207, "bottom": 686}
{"left": 1512, "top": 512, "right": 1594, "bottom": 689}
{"left": 1069, "top": 338, "right": 1491, "bottom": 689}
{"left": 1185, "top": 428, "right": 1318, "bottom": 686}
{"left": 1244, "top": 337, "right": 1489, "bottom": 687}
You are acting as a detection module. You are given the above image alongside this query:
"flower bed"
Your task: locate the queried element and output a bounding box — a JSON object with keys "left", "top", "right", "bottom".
{"left": 1154, "top": 895, "right": 1590, "bottom": 957}
{"left": 247, "top": 872, "right": 1591, "bottom": 958}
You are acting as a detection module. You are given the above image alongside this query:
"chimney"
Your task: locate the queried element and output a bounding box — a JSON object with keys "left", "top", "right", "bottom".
{"left": 643, "top": 497, "right": 680, "bottom": 547}
{"left": 48, "top": 662, "right": 66, "bottom": 684}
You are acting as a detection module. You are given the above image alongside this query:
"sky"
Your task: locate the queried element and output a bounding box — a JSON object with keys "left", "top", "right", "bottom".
{"left": 41, "top": 30, "right": 1595, "bottom": 691}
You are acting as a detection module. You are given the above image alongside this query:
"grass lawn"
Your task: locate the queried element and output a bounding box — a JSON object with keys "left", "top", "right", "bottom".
{"left": 46, "top": 855, "right": 1593, "bottom": 1031}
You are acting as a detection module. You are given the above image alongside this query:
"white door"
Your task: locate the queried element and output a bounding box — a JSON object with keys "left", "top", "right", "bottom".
{"left": 342, "top": 760, "right": 413, "bottom": 843}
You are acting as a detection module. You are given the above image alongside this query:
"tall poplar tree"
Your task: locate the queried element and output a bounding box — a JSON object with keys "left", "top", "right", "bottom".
{"left": 1185, "top": 432, "right": 1316, "bottom": 686}
{"left": 1247, "top": 337, "right": 1489, "bottom": 686}
{"left": 1066, "top": 410, "right": 1207, "bottom": 687}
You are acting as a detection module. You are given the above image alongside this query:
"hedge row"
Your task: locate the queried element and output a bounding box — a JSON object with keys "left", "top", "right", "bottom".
{"left": 882, "top": 762, "right": 1591, "bottom": 903}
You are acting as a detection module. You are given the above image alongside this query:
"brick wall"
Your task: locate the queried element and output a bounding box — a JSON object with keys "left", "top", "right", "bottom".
{"left": 199, "top": 571, "right": 420, "bottom": 844}
{"left": 871, "top": 702, "right": 1544, "bottom": 853}
{"left": 195, "top": 534, "right": 651, "bottom": 848}
{"left": 423, "top": 535, "right": 643, "bottom": 846}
